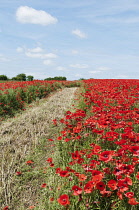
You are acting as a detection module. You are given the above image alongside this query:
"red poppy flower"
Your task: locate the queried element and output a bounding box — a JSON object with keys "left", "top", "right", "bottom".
{"left": 66, "top": 167, "right": 75, "bottom": 173}
{"left": 113, "top": 166, "right": 123, "bottom": 176}
{"left": 68, "top": 160, "right": 77, "bottom": 165}
{"left": 96, "top": 181, "right": 105, "bottom": 191}
{"left": 136, "top": 172, "right": 139, "bottom": 180}
{"left": 16, "top": 171, "right": 22, "bottom": 176}
{"left": 92, "top": 174, "right": 103, "bottom": 183}
{"left": 89, "top": 160, "right": 100, "bottom": 169}
{"left": 117, "top": 180, "right": 129, "bottom": 192}
{"left": 128, "top": 197, "right": 139, "bottom": 205}
{"left": 57, "top": 136, "right": 62, "bottom": 140}
{"left": 103, "top": 167, "right": 111, "bottom": 174}
{"left": 100, "top": 189, "right": 112, "bottom": 197}
{"left": 72, "top": 185, "right": 82, "bottom": 196}
{"left": 124, "top": 164, "right": 134, "bottom": 174}
{"left": 121, "top": 177, "right": 132, "bottom": 186}
{"left": 91, "top": 170, "right": 103, "bottom": 177}
{"left": 92, "top": 129, "right": 104, "bottom": 135}
{"left": 50, "top": 163, "right": 54, "bottom": 167}
{"left": 84, "top": 181, "right": 94, "bottom": 194}
{"left": 46, "top": 158, "right": 53, "bottom": 163}
{"left": 64, "top": 138, "right": 71, "bottom": 142}
{"left": 71, "top": 151, "right": 81, "bottom": 160}
{"left": 105, "top": 131, "right": 119, "bottom": 141}
{"left": 93, "top": 145, "right": 102, "bottom": 154}
{"left": 26, "top": 160, "right": 34, "bottom": 165}
{"left": 99, "top": 151, "right": 114, "bottom": 163}
{"left": 117, "top": 191, "right": 123, "bottom": 200}
{"left": 48, "top": 138, "right": 54, "bottom": 141}
{"left": 77, "top": 158, "right": 84, "bottom": 164}
{"left": 107, "top": 180, "right": 117, "bottom": 190}
{"left": 59, "top": 170, "right": 69, "bottom": 177}
{"left": 130, "top": 146, "right": 139, "bottom": 156}
{"left": 78, "top": 174, "right": 87, "bottom": 181}
{"left": 41, "top": 183, "right": 47, "bottom": 188}
{"left": 29, "top": 206, "right": 36, "bottom": 209}
{"left": 56, "top": 167, "right": 62, "bottom": 174}
{"left": 53, "top": 119, "right": 57, "bottom": 126}
{"left": 125, "top": 192, "right": 134, "bottom": 198}
{"left": 3, "top": 207, "right": 9, "bottom": 210}
{"left": 50, "top": 197, "right": 54, "bottom": 201}
{"left": 57, "top": 194, "right": 70, "bottom": 206}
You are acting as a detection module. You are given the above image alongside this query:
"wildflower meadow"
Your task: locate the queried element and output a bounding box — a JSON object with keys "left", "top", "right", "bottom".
{"left": 1, "top": 79, "right": 139, "bottom": 210}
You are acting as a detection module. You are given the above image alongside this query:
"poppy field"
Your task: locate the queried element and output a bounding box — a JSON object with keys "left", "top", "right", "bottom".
{"left": 0, "top": 80, "right": 80, "bottom": 121}
{"left": 43, "top": 79, "right": 139, "bottom": 209}
{"left": 1, "top": 79, "right": 139, "bottom": 209}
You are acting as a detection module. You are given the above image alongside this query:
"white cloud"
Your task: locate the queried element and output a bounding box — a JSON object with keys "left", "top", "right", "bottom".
{"left": 17, "top": 46, "right": 58, "bottom": 63}
{"left": 16, "top": 47, "right": 24, "bottom": 53}
{"left": 43, "top": 60, "right": 53, "bottom": 65}
{"left": 25, "top": 52, "right": 57, "bottom": 59}
{"left": 70, "top": 63, "right": 89, "bottom": 68}
{"left": 25, "top": 52, "right": 42, "bottom": 58}
{"left": 28, "top": 47, "right": 43, "bottom": 53}
{"left": 17, "top": 46, "right": 43, "bottom": 53}
{"left": 72, "top": 29, "right": 87, "bottom": 38}
{"left": 43, "top": 53, "right": 57, "bottom": 59}
{"left": 16, "top": 6, "right": 58, "bottom": 26}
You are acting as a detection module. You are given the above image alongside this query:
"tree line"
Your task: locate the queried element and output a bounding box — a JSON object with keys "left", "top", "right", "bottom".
{"left": 0, "top": 74, "right": 34, "bottom": 81}
{"left": 0, "top": 74, "right": 67, "bottom": 81}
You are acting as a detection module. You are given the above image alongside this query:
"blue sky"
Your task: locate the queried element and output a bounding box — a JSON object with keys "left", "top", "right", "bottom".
{"left": 1, "top": 0, "right": 139, "bottom": 80}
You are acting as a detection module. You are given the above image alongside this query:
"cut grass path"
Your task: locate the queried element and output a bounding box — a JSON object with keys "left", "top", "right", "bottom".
{"left": 0, "top": 87, "right": 78, "bottom": 209}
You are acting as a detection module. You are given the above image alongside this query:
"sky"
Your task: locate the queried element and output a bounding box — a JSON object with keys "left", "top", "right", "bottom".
{"left": 1, "top": 0, "right": 139, "bottom": 80}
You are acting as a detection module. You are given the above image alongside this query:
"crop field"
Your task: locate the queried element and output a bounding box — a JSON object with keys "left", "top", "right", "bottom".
{"left": 1, "top": 79, "right": 139, "bottom": 210}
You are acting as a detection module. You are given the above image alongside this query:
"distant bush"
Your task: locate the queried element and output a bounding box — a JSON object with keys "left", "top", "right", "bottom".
{"left": 44, "top": 76, "right": 67, "bottom": 81}
{"left": 79, "top": 78, "right": 85, "bottom": 80}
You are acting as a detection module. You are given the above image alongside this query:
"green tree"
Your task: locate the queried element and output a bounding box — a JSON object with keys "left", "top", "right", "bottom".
{"left": 0, "top": 75, "right": 9, "bottom": 80}
{"left": 16, "top": 73, "right": 26, "bottom": 81}
{"left": 44, "top": 77, "right": 53, "bottom": 80}
{"left": 11, "top": 77, "right": 18, "bottom": 81}
{"left": 27, "top": 75, "right": 34, "bottom": 81}
{"left": 12, "top": 73, "right": 26, "bottom": 81}
{"left": 54, "top": 76, "right": 67, "bottom": 80}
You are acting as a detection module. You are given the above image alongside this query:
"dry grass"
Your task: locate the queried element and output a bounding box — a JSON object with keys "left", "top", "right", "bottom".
{"left": 0, "top": 87, "right": 78, "bottom": 209}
